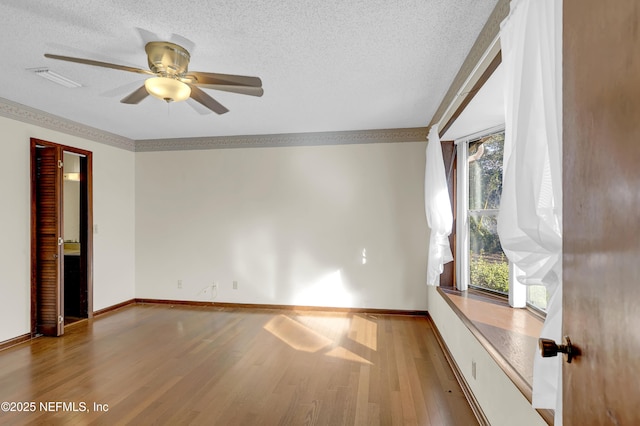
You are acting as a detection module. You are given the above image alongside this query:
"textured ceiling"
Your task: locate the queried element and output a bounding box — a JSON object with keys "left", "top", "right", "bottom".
{"left": 0, "top": 0, "right": 499, "bottom": 141}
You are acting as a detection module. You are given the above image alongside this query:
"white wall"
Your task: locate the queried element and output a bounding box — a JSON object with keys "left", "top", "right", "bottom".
{"left": 90, "top": 139, "right": 136, "bottom": 311}
{"left": 136, "top": 142, "right": 428, "bottom": 310}
{"left": 427, "top": 286, "right": 547, "bottom": 425}
{"left": 0, "top": 115, "right": 136, "bottom": 342}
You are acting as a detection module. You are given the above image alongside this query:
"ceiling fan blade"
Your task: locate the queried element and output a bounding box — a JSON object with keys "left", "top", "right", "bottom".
{"left": 120, "top": 85, "right": 149, "bottom": 104}
{"left": 187, "top": 71, "right": 262, "bottom": 88}
{"left": 135, "top": 27, "right": 161, "bottom": 45}
{"left": 189, "top": 85, "right": 229, "bottom": 114}
{"left": 169, "top": 34, "right": 195, "bottom": 54}
{"left": 194, "top": 84, "right": 264, "bottom": 97}
{"left": 44, "top": 54, "right": 154, "bottom": 76}
{"left": 186, "top": 98, "right": 214, "bottom": 115}
{"left": 100, "top": 80, "right": 145, "bottom": 98}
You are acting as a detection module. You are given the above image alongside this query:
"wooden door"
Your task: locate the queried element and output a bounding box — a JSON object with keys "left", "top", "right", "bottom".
{"left": 33, "top": 142, "right": 64, "bottom": 336}
{"left": 563, "top": 0, "right": 640, "bottom": 424}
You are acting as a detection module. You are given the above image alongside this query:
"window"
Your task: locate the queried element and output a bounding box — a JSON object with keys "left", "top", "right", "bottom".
{"left": 527, "top": 285, "right": 547, "bottom": 311}
{"left": 456, "top": 127, "right": 547, "bottom": 312}
{"left": 466, "top": 131, "right": 509, "bottom": 294}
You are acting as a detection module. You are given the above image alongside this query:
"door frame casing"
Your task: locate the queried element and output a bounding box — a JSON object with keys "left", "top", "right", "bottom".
{"left": 30, "top": 138, "right": 93, "bottom": 336}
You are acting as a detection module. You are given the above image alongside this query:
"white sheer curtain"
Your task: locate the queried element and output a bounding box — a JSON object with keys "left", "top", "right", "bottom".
{"left": 425, "top": 125, "right": 453, "bottom": 286}
{"left": 498, "top": 0, "right": 563, "bottom": 422}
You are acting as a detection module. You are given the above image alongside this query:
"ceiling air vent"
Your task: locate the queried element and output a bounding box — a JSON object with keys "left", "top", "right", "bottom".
{"left": 29, "top": 67, "right": 82, "bottom": 88}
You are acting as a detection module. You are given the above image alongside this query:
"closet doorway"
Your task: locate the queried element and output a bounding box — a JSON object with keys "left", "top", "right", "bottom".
{"left": 30, "top": 138, "right": 93, "bottom": 337}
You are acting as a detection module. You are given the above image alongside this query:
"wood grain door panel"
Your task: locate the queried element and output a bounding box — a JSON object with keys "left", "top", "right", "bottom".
{"left": 563, "top": 0, "right": 640, "bottom": 423}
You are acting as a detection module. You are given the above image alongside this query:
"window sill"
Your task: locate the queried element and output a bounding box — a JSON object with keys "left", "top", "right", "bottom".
{"left": 437, "top": 286, "right": 554, "bottom": 425}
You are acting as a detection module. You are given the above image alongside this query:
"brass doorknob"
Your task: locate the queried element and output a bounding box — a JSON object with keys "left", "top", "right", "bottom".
{"left": 539, "top": 336, "right": 575, "bottom": 363}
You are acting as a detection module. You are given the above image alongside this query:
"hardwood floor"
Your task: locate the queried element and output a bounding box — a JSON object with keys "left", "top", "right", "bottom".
{"left": 0, "top": 304, "right": 477, "bottom": 425}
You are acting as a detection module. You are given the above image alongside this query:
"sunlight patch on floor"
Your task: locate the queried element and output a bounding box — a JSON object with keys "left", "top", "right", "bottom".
{"left": 295, "top": 313, "right": 351, "bottom": 340}
{"left": 325, "top": 346, "right": 373, "bottom": 365}
{"left": 263, "top": 315, "right": 332, "bottom": 352}
{"left": 263, "top": 312, "right": 376, "bottom": 365}
{"left": 349, "top": 315, "right": 377, "bottom": 351}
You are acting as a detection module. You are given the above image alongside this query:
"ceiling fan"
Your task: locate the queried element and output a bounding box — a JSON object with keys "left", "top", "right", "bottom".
{"left": 44, "top": 41, "right": 263, "bottom": 114}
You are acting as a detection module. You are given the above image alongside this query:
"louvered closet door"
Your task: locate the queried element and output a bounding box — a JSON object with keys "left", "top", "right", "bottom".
{"left": 35, "top": 146, "right": 64, "bottom": 336}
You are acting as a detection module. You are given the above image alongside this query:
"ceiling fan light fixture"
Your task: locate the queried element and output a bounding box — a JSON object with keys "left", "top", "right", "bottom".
{"left": 144, "top": 77, "right": 191, "bottom": 102}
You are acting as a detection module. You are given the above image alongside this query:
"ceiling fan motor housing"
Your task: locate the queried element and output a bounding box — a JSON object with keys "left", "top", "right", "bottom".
{"left": 145, "top": 41, "right": 190, "bottom": 76}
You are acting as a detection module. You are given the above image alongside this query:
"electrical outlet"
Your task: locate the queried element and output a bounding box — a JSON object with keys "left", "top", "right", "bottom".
{"left": 471, "top": 360, "right": 477, "bottom": 380}
{"left": 233, "top": 281, "right": 238, "bottom": 290}
{"left": 178, "top": 280, "right": 182, "bottom": 289}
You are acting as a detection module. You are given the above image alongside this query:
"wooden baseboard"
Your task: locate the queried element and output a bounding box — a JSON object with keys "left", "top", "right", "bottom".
{"left": 0, "top": 333, "right": 32, "bottom": 352}
{"left": 93, "top": 299, "right": 136, "bottom": 316}
{"left": 134, "top": 298, "right": 428, "bottom": 316}
{"left": 135, "top": 298, "right": 216, "bottom": 307}
{"left": 428, "top": 314, "right": 490, "bottom": 426}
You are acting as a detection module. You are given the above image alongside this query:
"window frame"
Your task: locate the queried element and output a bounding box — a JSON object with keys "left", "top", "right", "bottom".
{"left": 455, "top": 125, "right": 505, "bottom": 294}
{"left": 454, "top": 125, "right": 547, "bottom": 313}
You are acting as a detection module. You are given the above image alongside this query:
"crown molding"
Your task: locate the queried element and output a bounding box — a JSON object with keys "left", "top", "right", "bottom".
{"left": 429, "top": 0, "right": 510, "bottom": 130}
{"left": 0, "top": 97, "right": 427, "bottom": 152}
{"left": 135, "top": 127, "right": 428, "bottom": 152}
{"left": 0, "top": 97, "right": 135, "bottom": 151}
